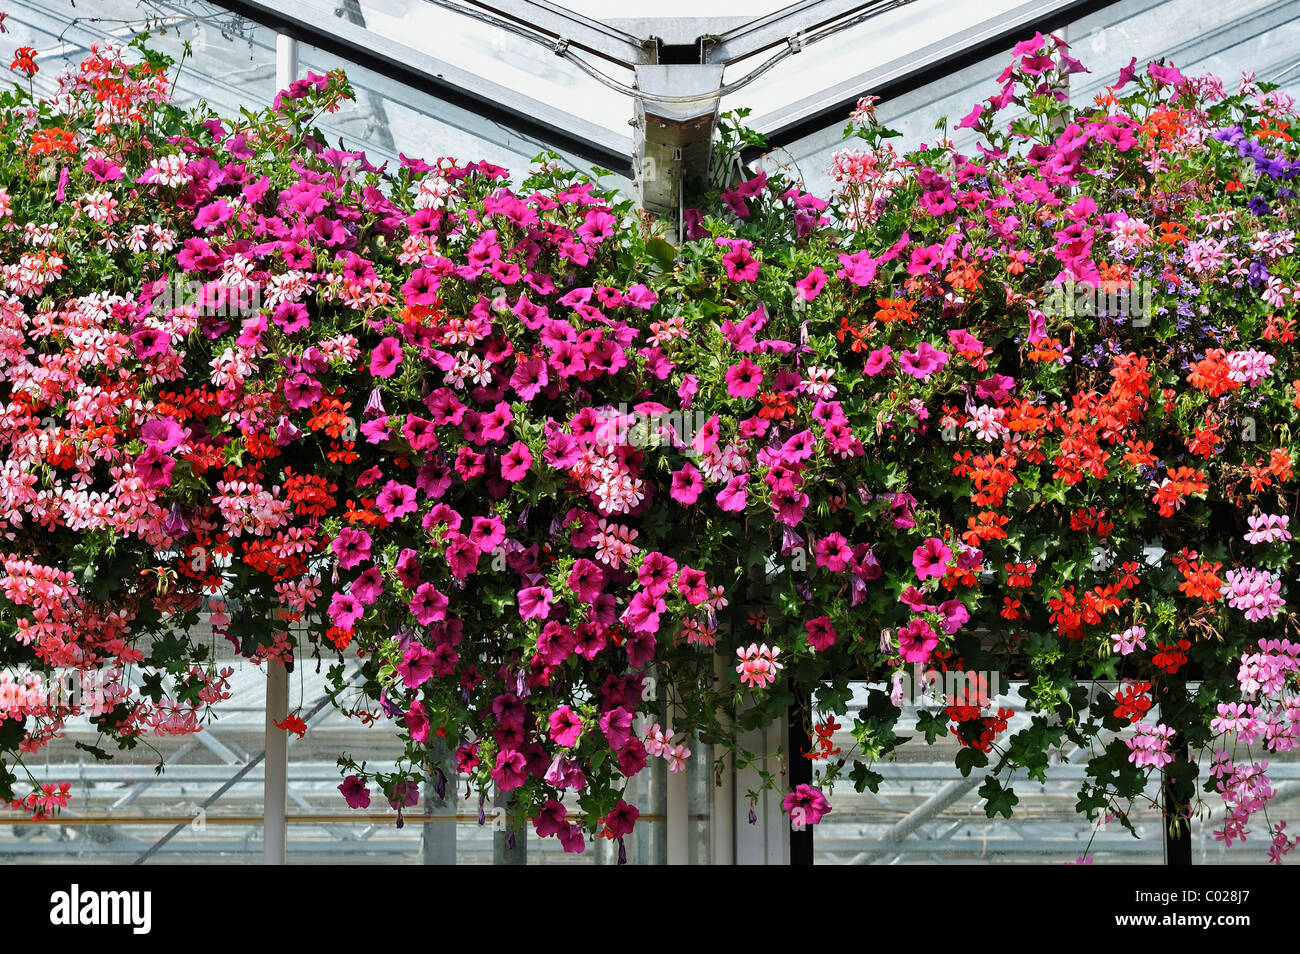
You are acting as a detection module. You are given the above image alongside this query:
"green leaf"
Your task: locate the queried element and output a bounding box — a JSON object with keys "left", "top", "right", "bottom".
{"left": 916, "top": 709, "right": 949, "bottom": 744}
{"left": 74, "top": 741, "right": 115, "bottom": 762}
{"left": 954, "top": 746, "right": 988, "bottom": 777}
{"left": 645, "top": 236, "right": 679, "bottom": 270}
{"left": 979, "top": 775, "right": 1019, "bottom": 819}
{"left": 849, "top": 760, "right": 883, "bottom": 793}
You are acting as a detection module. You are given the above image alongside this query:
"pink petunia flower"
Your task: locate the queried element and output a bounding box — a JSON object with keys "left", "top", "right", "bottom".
{"left": 369, "top": 336, "right": 403, "bottom": 378}
{"left": 912, "top": 537, "right": 952, "bottom": 580}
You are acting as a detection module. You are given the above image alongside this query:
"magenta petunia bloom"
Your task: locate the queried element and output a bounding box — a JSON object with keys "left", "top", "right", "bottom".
{"left": 533, "top": 799, "right": 569, "bottom": 838}
{"left": 444, "top": 531, "right": 480, "bottom": 578}
{"left": 338, "top": 775, "right": 370, "bottom": 809}
{"left": 717, "top": 474, "right": 749, "bottom": 512}
{"left": 491, "top": 749, "right": 528, "bottom": 792}
{"left": 795, "top": 266, "right": 827, "bottom": 301}
{"left": 912, "top": 537, "right": 953, "bottom": 580}
{"left": 670, "top": 464, "right": 703, "bottom": 505}
{"left": 404, "top": 700, "right": 430, "bottom": 743}
{"left": 899, "top": 341, "right": 950, "bottom": 380}
{"left": 898, "top": 618, "right": 938, "bottom": 664}
{"left": 548, "top": 705, "right": 584, "bottom": 748}
{"left": 272, "top": 301, "right": 310, "bottom": 334}
{"left": 805, "top": 616, "right": 837, "bottom": 652}
{"left": 401, "top": 267, "right": 441, "bottom": 306}
{"left": 83, "top": 156, "right": 123, "bottom": 181}
{"left": 621, "top": 590, "right": 666, "bottom": 635}
{"left": 397, "top": 643, "right": 436, "bottom": 688}
{"left": 722, "top": 246, "right": 760, "bottom": 282}
{"left": 136, "top": 446, "right": 176, "bottom": 489}
{"left": 369, "top": 336, "right": 403, "bottom": 378}
{"left": 349, "top": 566, "right": 384, "bottom": 605}
{"left": 577, "top": 208, "right": 616, "bottom": 244}
{"left": 141, "top": 418, "right": 185, "bottom": 452}
{"left": 328, "top": 591, "right": 364, "bottom": 630}
{"left": 332, "top": 526, "right": 373, "bottom": 570}
{"left": 864, "top": 346, "right": 892, "bottom": 376}
{"left": 677, "top": 565, "right": 709, "bottom": 604}
{"left": 599, "top": 707, "right": 634, "bottom": 750}
{"left": 518, "top": 585, "right": 554, "bottom": 621}
{"left": 939, "top": 599, "right": 971, "bottom": 635}
{"left": 192, "top": 199, "right": 233, "bottom": 231}
{"left": 603, "top": 798, "right": 639, "bottom": 837}
{"left": 567, "top": 558, "right": 604, "bottom": 603}
{"left": 782, "top": 784, "right": 831, "bottom": 825}
{"left": 725, "top": 357, "right": 763, "bottom": 399}
{"left": 638, "top": 552, "right": 678, "bottom": 597}
{"left": 283, "top": 372, "right": 322, "bottom": 410}
{"left": 468, "top": 516, "right": 506, "bottom": 554}
{"left": 131, "top": 326, "right": 171, "bottom": 359}
{"left": 409, "top": 583, "right": 449, "bottom": 626}
{"left": 500, "top": 441, "right": 533, "bottom": 482}
{"left": 376, "top": 479, "right": 418, "bottom": 521}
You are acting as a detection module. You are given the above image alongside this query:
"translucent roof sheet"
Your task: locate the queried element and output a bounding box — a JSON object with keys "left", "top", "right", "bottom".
{"left": 291, "top": 0, "right": 631, "bottom": 137}
{"left": 2, "top": 0, "right": 630, "bottom": 184}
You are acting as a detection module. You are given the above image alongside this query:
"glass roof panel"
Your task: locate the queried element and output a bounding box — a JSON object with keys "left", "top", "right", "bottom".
{"left": 763, "top": 0, "right": 1300, "bottom": 200}
{"left": 733, "top": 0, "right": 1050, "bottom": 129}
{"left": 289, "top": 0, "right": 633, "bottom": 137}
{"left": 3, "top": 0, "right": 628, "bottom": 187}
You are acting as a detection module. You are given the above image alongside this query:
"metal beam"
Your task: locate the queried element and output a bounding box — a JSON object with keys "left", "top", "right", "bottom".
{"left": 751, "top": 0, "right": 1129, "bottom": 148}
{"left": 458, "top": 0, "right": 656, "bottom": 65}
{"left": 702, "top": 0, "right": 907, "bottom": 65}
{"left": 215, "top": 0, "right": 634, "bottom": 174}
{"left": 634, "top": 63, "right": 724, "bottom": 218}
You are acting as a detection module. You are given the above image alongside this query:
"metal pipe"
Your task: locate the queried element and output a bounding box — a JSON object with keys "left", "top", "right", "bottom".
{"left": 263, "top": 658, "right": 289, "bottom": 864}
{"left": 666, "top": 683, "right": 688, "bottom": 864}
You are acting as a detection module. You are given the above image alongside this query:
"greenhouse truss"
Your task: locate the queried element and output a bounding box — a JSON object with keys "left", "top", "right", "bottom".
{"left": 0, "top": 0, "right": 1298, "bottom": 882}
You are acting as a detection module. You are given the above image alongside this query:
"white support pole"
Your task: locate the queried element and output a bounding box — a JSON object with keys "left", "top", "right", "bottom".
{"left": 711, "top": 653, "right": 735, "bottom": 865}
{"left": 666, "top": 684, "right": 688, "bottom": 864}
{"left": 264, "top": 33, "right": 297, "bottom": 869}
{"left": 277, "top": 33, "right": 299, "bottom": 97}
{"left": 263, "top": 658, "right": 288, "bottom": 865}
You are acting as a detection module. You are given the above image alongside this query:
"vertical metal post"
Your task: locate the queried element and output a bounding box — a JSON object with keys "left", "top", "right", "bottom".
{"left": 493, "top": 790, "right": 527, "bottom": 865}
{"left": 263, "top": 33, "right": 297, "bottom": 869}
{"left": 422, "top": 741, "right": 457, "bottom": 864}
{"left": 711, "top": 654, "right": 735, "bottom": 865}
{"left": 666, "top": 683, "right": 688, "bottom": 864}
{"left": 277, "top": 33, "right": 299, "bottom": 97}
{"left": 263, "top": 659, "right": 288, "bottom": 865}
